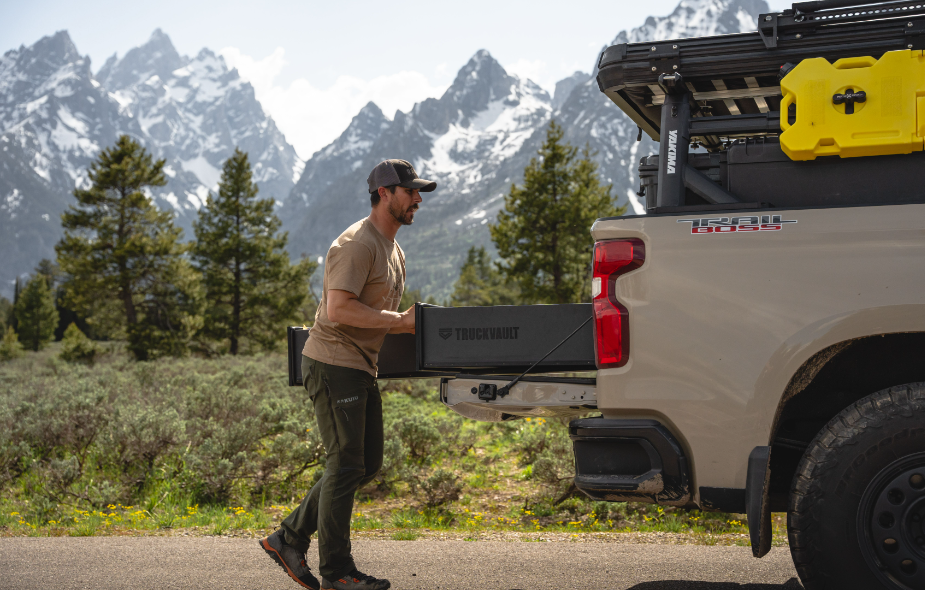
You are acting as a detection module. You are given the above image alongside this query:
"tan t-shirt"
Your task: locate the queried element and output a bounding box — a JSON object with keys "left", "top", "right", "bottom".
{"left": 303, "top": 217, "right": 405, "bottom": 376}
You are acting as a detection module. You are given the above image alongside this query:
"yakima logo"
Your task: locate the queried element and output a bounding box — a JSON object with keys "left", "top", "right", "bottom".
{"left": 445, "top": 327, "right": 520, "bottom": 341}
{"left": 678, "top": 215, "right": 797, "bottom": 234}
{"left": 666, "top": 130, "right": 678, "bottom": 174}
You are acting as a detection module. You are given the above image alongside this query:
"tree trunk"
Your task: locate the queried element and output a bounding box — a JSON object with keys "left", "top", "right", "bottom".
{"left": 231, "top": 203, "right": 242, "bottom": 355}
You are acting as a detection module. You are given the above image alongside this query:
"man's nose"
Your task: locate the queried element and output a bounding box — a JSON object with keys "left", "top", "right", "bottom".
{"left": 413, "top": 191, "right": 422, "bottom": 203}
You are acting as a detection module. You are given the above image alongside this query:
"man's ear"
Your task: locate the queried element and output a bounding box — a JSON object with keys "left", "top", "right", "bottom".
{"left": 378, "top": 186, "right": 390, "bottom": 202}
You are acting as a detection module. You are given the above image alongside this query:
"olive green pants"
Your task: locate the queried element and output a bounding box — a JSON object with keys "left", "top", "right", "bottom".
{"left": 281, "top": 356, "right": 383, "bottom": 580}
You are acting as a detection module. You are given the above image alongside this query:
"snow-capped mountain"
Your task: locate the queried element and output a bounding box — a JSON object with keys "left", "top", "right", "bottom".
{"left": 288, "top": 102, "right": 391, "bottom": 209}
{"left": 281, "top": 49, "right": 553, "bottom": 292}
{"left": 0, "top": 0, "right": 767, "bottom": 300}
{"left": 98, "top": 30, "right": 301, "bottom": 214}
{"left": 283, "top": 0, "right": 767, "bottom": 300}
{"left": 0, "top": 29, "right": 301, "bottom": 296}
{"left": 0, "top": 31, "right": 135, "bottom": 295}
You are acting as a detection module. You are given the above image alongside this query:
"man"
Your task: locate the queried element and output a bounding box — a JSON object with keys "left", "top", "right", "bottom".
{"left": 260, "top": 159, "right": 435, "bottom": 590}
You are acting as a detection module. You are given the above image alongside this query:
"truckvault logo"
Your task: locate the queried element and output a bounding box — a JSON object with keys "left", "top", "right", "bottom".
{"left": 678, "top": 215, "right": 797, "bottom": 234}
{"left": 440, "top": 327, "right": 520, "bottom": 341}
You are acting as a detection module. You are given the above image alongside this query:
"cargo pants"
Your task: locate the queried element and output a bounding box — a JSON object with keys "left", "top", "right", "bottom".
{"left": 281, "top": 356, "right": 384, "bottom": 581}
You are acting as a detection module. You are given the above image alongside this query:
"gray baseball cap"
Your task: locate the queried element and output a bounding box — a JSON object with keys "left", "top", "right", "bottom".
{"left": 367, "top": 159, "right": 436, "bottom": 194}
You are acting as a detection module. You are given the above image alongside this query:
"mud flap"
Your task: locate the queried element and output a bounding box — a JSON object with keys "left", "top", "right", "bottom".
{"left": 746, "top": 446, "right": 772, "bottom": 558}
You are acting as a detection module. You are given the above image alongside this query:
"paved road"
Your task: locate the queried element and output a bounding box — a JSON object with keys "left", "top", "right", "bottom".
{"left": 0, "top": 537, "right": 802, "bottom": 590}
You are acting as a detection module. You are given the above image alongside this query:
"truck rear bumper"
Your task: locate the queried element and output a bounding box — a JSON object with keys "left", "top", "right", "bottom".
{"left": 440, "top": 375, "right": 597, "bottom": 421}
{"left": 570, "top": 418, "right": 692, "bottom": 506}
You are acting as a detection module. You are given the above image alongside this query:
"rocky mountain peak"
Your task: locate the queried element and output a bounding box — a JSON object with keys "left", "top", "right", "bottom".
{"left": 96, "top": 28, "right": 186, "bottom": 91}
{"left": 0, "top": 31, "right": 86, "bottom": 99}
{"left": 444, "top": 49, "right": 519, "bottom": 116}
{"left": 553, "top": 71, "right": 590, "bottom": 110}
{"left": 612, "top": 0, "right": 764, "bottom": 45}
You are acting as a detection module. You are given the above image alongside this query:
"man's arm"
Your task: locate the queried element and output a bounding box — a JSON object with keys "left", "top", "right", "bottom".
{"left": 327, "top": 289, "right": 415, "bottom": 333}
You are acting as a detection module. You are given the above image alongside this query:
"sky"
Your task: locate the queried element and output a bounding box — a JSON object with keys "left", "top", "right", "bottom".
{"left": 2, "top": 0, "right": 789, "bottom": 160}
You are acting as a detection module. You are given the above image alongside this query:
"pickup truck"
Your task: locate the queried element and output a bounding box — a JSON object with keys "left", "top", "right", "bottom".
{"left": 290, "top": 2, "right": 925, "bottom": 588}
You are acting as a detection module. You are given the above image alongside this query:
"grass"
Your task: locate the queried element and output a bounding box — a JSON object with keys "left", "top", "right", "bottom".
{"left": 0, "top": 345, "right": 789, "bottom": 546}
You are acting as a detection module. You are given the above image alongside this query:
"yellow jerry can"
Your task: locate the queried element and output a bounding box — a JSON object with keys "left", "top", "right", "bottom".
{"left": 779, "top": 49, "right": 925, "bottom": 160}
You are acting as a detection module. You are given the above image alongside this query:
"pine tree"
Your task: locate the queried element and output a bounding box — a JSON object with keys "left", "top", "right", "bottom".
{"left": 490, "top": 121, "right": 625, "bottom": 304}
{"left": 450, "top": 246, "right": 519, "bottom": 307}
{"left": 34, "top": 259, "right": 59, "bottom": 290}
{"left": 59, "top": 323, "right": 99, "bottom": 364}
{"left": 0, "top": 326, "right": 23, "bottom": 361}
{"left": 7, "top": 277, "right": 21, "bottom": 332}
{"left": 192, "top": 149, "right": 315, "bottom": 354}
{"left": 14, "top": 275, "right": 58, "bottom": 351}
{"left": 56, "top": 135, "right": 203, "bottom": 360}
{"left": 0, "top": 296, "right": 10, "bottom": 334}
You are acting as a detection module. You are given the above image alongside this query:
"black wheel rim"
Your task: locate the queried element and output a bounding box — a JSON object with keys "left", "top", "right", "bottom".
{"left": 858, "top": 451, "right": 925, "bottom": 590}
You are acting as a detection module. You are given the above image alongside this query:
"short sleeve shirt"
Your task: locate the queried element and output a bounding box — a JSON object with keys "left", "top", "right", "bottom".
{"left": 303, "top": 217, "right": 405, "bottom": 376}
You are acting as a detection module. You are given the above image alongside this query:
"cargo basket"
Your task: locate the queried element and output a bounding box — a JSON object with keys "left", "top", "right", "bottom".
{"left": 597, "top": 0, "right": 925, "bottom": 212}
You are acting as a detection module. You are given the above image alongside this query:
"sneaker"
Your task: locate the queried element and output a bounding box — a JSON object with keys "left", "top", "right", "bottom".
{"left": 321, "top": 569, "right": 391, "bottom": 590}
{"left": 259, "top": 529, "right": 321, "bottom": 590}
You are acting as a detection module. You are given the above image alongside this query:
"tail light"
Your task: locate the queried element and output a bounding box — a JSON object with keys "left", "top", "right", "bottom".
{"left": 592, "top": 239, "right": 645, "bottom": 368}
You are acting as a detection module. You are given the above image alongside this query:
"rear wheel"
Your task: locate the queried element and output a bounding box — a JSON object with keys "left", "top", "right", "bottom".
{"left": 788, "top": 383, "right": 925, "bottom": 590}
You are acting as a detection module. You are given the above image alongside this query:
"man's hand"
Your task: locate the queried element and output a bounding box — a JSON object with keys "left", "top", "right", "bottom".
{"left": 327, "top": 289, "right": 415, "bottom": 333}
{"left": 388, "top": 306, "right": 416, "bottom": 334}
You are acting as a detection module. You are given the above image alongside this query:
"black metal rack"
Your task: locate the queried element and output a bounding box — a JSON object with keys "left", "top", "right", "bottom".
{"left": 596, "top": 1, "right": 925, "bottom": 210}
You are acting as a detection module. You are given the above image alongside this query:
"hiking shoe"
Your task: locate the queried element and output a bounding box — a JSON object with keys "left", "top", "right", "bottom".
{"left": 321, "top": 569, "right": 391, "bottom": 590}
{"left": 259, "top": 529, "right": 320, "bottom": 590}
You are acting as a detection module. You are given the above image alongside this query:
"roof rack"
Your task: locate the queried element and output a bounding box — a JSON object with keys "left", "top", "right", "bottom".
{"left": 597, "top": 0, "right": 925, "bottom": 141}
{"left": 595, "top": 0, "right": 925, "bottom": 209}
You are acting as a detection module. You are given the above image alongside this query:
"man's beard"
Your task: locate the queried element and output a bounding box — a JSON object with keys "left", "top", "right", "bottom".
{"left": 388, "top": 201, "right": 418, "bottom": 226}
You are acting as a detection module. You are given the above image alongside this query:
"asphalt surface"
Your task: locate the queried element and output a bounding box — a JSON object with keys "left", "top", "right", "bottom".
{"left": 0, "top": 537, "right": 803, "bottom": 590}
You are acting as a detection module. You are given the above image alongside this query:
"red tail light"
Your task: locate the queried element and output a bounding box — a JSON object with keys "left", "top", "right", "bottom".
{"left": 592, "top": 239, "right": 645, "bottom": 368}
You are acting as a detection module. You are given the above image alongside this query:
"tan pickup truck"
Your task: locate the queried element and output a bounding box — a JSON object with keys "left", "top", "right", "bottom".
{"left": 445, "top": 2, "right": 925, "bottom": 589}
{"left": 288, "top": 2, "right": 925, "bottom": 588}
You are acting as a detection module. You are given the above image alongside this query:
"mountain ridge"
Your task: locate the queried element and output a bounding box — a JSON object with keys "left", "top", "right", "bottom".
{"left": 0, "top": 0, "right": 769, "bottom": 301}
{"left": 0, "top": 29, "right": 302, "bottom": 297}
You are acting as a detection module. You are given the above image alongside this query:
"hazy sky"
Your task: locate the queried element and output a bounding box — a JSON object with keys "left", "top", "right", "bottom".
{"left": 2, "top": 0, "right": 789, "bottom": 159}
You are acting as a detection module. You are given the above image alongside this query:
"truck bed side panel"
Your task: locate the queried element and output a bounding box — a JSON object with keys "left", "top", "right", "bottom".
{"left": 590, "top": 203, "right": 925, "bottom": 491}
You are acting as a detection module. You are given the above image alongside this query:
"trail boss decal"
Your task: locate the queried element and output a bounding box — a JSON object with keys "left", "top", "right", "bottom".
{"left": 678, "top": 215, "right": 797, "bottom": 234}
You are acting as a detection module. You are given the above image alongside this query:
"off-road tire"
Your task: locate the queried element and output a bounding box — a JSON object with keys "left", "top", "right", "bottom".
{"left": 788, "top": 383, "right": 925, "bottom": 590}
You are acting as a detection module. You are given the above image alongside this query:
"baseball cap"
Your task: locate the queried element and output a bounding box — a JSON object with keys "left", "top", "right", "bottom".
{"left": 367, "top": 159, "right": 436, "bottom": 194}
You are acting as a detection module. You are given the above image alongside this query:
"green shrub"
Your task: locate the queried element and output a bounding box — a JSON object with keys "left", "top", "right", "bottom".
{"left": 59, "top": 323, "right": 100, "bottom": 365}
{"left": 514, "top": 418, "right": 577, "bottom": 503}
{"left": 419, "top": 468, "right": 462, "bottom": 507}
{"left": 0, "top": 326, "right": 24, "bottom": 361}
{"left": 0, "top": 352, "right": 319, "bottom": 508}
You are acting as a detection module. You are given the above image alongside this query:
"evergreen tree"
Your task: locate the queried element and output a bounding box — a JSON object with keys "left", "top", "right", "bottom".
{"left": 0, "top": 326, "right": 23, "bottom": 361}
{"left": 0, "top": 296, "right": 10, "bottom": 334}
{"left": 7, "top": 277, "right": 21, "bottom": 332}
{"left": 14, "top": 275, "right": 58, "bottom": 351}
{"left": 34, "top": 259, "right": 60, "bottom": 290}
{"left": 59, "top": 323, "right": 99, "bottom": 365}
{"left": 192, "top": 149, "right": 315, "bottom": 354}
{"left": 450, "top": 246, "right": 519, "bottom": 307}
{"left": 490, "top": 121, "right": 625, "bottom": 304}
{"left": 56, "top": 135, "right": 203, "bottom": 360}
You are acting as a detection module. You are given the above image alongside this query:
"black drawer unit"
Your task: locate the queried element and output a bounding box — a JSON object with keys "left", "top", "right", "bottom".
{"left": 287, "top": 303, "right": 595, "bottom": 384}
{"left": 637, "top": 138, "right": 925, "bottom": 211}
